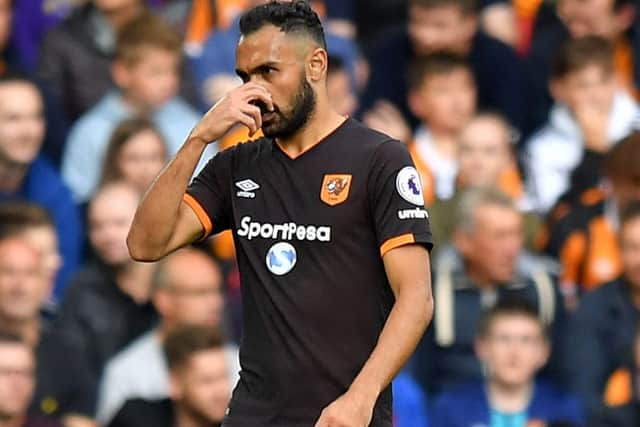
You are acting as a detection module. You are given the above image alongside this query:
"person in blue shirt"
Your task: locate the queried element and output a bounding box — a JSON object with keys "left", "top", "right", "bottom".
{"left": 393, "top": 370, "right": 430, "bottom": 427}
{"left": 431, "top": 299, "right": 584, "bottom": 427}
{"left": 0, "top": 73, "right": 81, "bottom": 303}
{"left": 61, "top": 11, "right": 211, "bottom": 204}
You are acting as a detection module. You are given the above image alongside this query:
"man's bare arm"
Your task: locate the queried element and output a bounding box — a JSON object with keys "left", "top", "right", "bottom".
{"left": 315, "top": 244, "right": 433, "bottom": 427}
{"left": 127, "top": 83, "right": 273, "bottom": 262}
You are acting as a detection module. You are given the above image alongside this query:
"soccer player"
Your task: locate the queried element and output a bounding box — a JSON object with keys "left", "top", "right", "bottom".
{"left": 127, "top": 1, "right": 433, "bottom": 426}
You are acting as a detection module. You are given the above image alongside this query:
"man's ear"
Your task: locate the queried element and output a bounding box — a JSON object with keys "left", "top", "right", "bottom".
{"left": 549, "top": 78, "right": 566, "bottom": 104}
{"left": 307, "top": 48, "right": 328, "bottom": 82}
{"left": 168, "top": 371, "right": 182, "bottom": 401}
{"left": 615, "top": 3, "right": 636, "bottom": 33}
{"left": 112, "top": 60, "right": 130, "bottom": 90}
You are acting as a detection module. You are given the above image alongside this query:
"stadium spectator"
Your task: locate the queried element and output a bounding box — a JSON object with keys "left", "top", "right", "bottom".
{"left": 366, "top": 53, "right": 476, "bottom": 205}
{"left": 543, "top": 131, "right": 640, "bottom": 302}
{"left": 96, "top": 248, "right": 240, "bottom": 426}
{"left": 411, "top": 187, "right": 562, "bottom": 396}
{"left": 99, "top": 118, "right": 168, "bottom": 194}
{"left": 0, "top": 74, "right": 81, "bottom": 302}
{"left": 55, "top": 182, "right": 158, "bottom": 383}
{"left": 0, "top": 202, "right": 62, "bottom": 306}
{"left": 428, "top": 112, "right": 541, "bottom": 251}
{"left": 525, "top": 36, "right": 639, "bottom": 214}
{"left": 526, "top": 0, "right": 638, "bottom": 132}
{"left": 327, "top": 55, "right": 358, "bottom": 117}
{"left": 0, "top": 331, "right": 63, "bottom": 427}
{"left": 36, "top": 0, "right": 146, "bottom": 120}
{"left": 61, "top": 11, "right": 208, "bottom": 203}
{"left": 107, "top": 325, "right": 231, "bottom": 427}
{"left": 431, "top": 300, "right": 584, "bottom": 427}
{"left": 564, "top": 201, "right": 640, "bottom": 425}
{"left": 0, "top": 237, "right": 96, "bottom": 427}
{"left": 362, "top": 0, "right": 527, "bottom": 133}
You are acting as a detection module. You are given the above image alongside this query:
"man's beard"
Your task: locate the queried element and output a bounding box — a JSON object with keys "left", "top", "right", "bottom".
{"left": 261, "top": 76, "right": 316, "bottom": 139}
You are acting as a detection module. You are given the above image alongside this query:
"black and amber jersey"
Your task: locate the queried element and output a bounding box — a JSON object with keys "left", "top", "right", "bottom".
{"left": 184, "top": 118, "right": 432, "bottom": 426}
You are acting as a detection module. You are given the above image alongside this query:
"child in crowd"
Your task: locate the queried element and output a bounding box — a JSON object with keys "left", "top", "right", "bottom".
{"left": 62, "top": 11, "right": 211, "bottom": 203}
{"left": 432, "top": 300, "right": 584, "bottom": 427}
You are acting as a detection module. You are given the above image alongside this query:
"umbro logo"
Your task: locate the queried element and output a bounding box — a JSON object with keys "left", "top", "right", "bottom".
{"left": 235, "top": 179, "right": 260, "bottom": 199}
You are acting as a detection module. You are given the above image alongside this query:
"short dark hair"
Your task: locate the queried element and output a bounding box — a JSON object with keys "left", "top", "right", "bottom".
{"left": 116, "top": 11, "right": 183, "bottom": 65}
{"left": 604, "top": 131, "right": 640, "bottom": 185}
{"left": 477, "top": 299, "right": 546, "bottom": 338}
{"left": 408, "top": 52, "right": 473, "bottom": 91}
{"left": 410, "top": 0, "right": 478, "bottom": 16}
{"left": 164, "top": 325, "right": 224, "bottom": 371}
{"left": 551, "top": 36, "right": 614, "bottom": 79}
{"left": 0, "top": 202, "right": 54, "bottom": 241}
{"left": 239, "top": 0, "right": 326, "bottom": 49}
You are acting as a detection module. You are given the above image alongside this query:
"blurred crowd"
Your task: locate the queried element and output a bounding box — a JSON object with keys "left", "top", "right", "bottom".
{"left": 0, "top": 0, "right": 640, "bottom": 426}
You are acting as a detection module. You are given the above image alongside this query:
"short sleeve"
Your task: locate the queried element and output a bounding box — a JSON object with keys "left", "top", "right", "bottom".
{"left": 368, "top": 140, "right": 433, "bottom": 257}
{"left": 184, "top": 148, "right": 234, "bottom": 239}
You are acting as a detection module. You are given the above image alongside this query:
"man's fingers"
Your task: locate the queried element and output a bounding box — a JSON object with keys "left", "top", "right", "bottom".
{"left": 235, "top": 111, "right": 258, "bottom": 135}
{"left": 240, "top": 85, "right": 274, "bottom": 111}
{"left": 240, "top": 104, "right": 262, "bottom": 133}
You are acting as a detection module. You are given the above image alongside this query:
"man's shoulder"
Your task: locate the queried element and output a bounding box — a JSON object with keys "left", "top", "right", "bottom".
{"left": 26, "top": 156, "right": 74, "bottom": 201}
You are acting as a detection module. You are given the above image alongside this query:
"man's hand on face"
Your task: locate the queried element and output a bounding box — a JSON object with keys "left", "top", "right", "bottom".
{"left": 191, "top": 82, "right": 274, "bottom": 143}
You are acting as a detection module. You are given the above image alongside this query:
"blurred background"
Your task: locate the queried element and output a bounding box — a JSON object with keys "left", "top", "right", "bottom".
{"left": 0, "top": 0, "right": 639, "bottom": 426}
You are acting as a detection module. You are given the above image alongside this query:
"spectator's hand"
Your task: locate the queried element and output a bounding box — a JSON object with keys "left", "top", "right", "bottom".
{"left": 191, "top": 82, "right": 274, "bottom": 143}
{"left": 363, "top": 101, "right": 412, "bottom": 143}
{"left": 574, "top": 104, "right": 610, "bottom": 153}
{"left": 314, "top": 389, "right": 375, "bottom": 427}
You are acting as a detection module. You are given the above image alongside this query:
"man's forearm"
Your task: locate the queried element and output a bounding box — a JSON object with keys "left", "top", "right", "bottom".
{"left": 349, "top": 281, "right": 433, "bottom": 400}
{"left": 127, "top": 135, "right": 208, "bottom": 261}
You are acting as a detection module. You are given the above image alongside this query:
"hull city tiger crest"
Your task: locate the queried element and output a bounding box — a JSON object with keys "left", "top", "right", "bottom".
{"left": 320, "top": 174, "right": 352, "bottom": 206}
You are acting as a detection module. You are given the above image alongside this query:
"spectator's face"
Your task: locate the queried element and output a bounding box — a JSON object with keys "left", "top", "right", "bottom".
{"left": 170, "top": 349, "right": 231, "bottom": 423}
{"left": 157, "top": 252, "right": 223, "bottom": 328}
{"left": 458, "top": 117, "right": 512, "bottom": 188}
{"left": 89, "top": 186, "right": 138, "bottom": 266}
{"left": 236, "top": 25, "right": 319, "bottom": 139}
{"left": 327, "top": 69, "right": 358, "bottom": 117}
{"left": 621, "top": 217, "right": 640, "bottom": 289}
{"left": 117, "top": 129, "right": 167, "bottom": 194}
{"left": 0, "top": 83, "right": 45, "bottom": 168}
{"left": 558, "top": 0, "right": 634, "bottom": 39}
{"left": 455, "top": 204, "right": 523, "bottom": 283}
{"left": 409, "top": 69, "right": 476, "bottom": 133}
{"left": 476, "top": 315, "right": 549, "bottom": 387}
{"left": 116, "top": 49, "right": 181, "bottom": 110}
{"left": 0, "top": 342, "right": 35, "bottom": 419}
{"left": 408, "top": 5, "right": 478, "bottom": 55}
{"left": 20, "top": 226, "right": 61, "bottom": 291}
{"left": 0, "top": 0, "right": 12, "bottom": 52}
{"left": 0, "top": 239, "right": 47, "bottom": 323}
{"left": 552, "top": 64, "right": 616, "bottom": 115}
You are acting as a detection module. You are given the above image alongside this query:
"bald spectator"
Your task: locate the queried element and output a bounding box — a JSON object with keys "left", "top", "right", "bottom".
{"left": 97, "top": 248, "right": 240, "bottom": 426}
{"left": 0, "top": 331, "right": 63, "bottom": 427}
{"left": 0, "top": 74, "right": 81, "bottom": 302}
{"left": 411, "top": 187, "right": 562, "bottom": 396}
{"left": 55, "top": 182, "right": 157, "bottom": 383}
{"left": 107, "top": 326, "right": 231, "bottom": 427}
{"left": 0, "top": 237, "right": 96, "bottom": 427}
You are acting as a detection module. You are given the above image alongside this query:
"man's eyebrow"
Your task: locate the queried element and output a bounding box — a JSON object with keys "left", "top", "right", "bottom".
{"left": 236, "top": 62, "right": 280, "bottom": 77}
